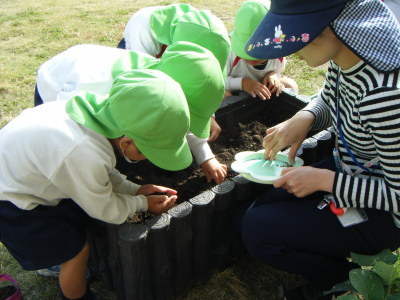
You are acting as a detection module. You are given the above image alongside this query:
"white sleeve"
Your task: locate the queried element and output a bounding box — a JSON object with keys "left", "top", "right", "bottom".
{"left": 186, "top": 132, "right": 214, "bottom": 165}
{"left": 123, "top": 6, "right": 162, "bottom": 56}
{"left": 274, "top": 57, "right": 286, "bottom": 75}
{"left": 109, "top": 168, "right": 141, "bottom": 195}
{"left": 224, "top": 51, "right": 243, "bottom": 92}
{"left": 50, "top": 146, "right": 148, "bottom": 224}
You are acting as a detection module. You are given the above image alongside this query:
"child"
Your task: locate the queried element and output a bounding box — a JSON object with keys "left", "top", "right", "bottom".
{"left": 0, "top": 69, "right": 192, "bottom": 299}
{"left": 223, "top": 0, "right": 298, "bottom": 106}
{"left": 120, "top": 4, "right": 230, "bottom": 73}
{"left": 238, "top": 0, "right": 400, "bottom": 299}
{"left": 35, "top": 42, "right": 228, "bottom": 184}
{"left": 119, "top": 3, "right": 231, "bottom": 140}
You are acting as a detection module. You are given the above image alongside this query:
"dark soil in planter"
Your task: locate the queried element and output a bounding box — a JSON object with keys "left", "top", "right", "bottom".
{"left": 116, "top": 96, "right": 302, "bottom": 223}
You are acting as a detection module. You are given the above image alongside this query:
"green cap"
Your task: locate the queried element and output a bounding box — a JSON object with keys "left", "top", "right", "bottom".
{"left": 158, "top": 42, "right": 224, "bottom": 138}
{"left": 66, "top": 69, "right": 193, "bottom": 171}
{"left": 231, "top": 0, "right": 270, "bottom": 60}
{"left": 150, "top": 3, "right": 198, "bottom": 45}
{"left": 111, "top": 52, "right": 158, "bottom": 78}
{"left": 151, "top": 8, "right": 231, "bottom": 74}
{"left": 112, "top": 42, "right": 225, "bottom": 139}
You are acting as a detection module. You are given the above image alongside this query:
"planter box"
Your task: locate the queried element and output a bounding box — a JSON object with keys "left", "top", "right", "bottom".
{"left": 87, "top": 92, "right": 335, "bottom": 299}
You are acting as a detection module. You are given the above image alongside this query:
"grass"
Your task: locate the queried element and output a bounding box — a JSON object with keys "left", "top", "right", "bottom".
{"left": 0, "top": 0, "right": 326, "bottom": 299}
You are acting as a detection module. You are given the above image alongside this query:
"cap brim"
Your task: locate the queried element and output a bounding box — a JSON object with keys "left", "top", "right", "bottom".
{"left": 245, "top": 4, "right": 345, "bottom": 59}
{"left": 135, "top": 137, "right": 193, "bottom": 171}
{"left": 189, "top": 114, "right": 211, "bottom": 139}
{"left": 232, "top": 31, "right": 257, "bottom": 60}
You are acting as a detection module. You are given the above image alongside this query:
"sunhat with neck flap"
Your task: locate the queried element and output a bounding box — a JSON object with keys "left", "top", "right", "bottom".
{"left": 246, "top": 0, "right": 400, "bottom": 72}
{"left": 150, "top": 6, "right": 231, "bottom": 74}
{"left": 65, "top": 69, "right": 193, "bottom": 171}
{"left": 112, "top": 41, "right": 225, "bottom": 139}
{"left": 245, "top": 0, "right": 348, "bottom": 59}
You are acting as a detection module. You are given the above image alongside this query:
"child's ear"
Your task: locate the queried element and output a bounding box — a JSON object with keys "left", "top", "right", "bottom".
{"left": 119, "top": 136, "right": 133, "bottom": 151}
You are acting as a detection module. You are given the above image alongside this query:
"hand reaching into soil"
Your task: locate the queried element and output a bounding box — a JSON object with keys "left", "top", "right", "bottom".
{"left": 136, "top": 184, "right": 177, "bottom": 196}
{"left": 146, "top": 194, "right": 177, "bottom": 214}
{"left": 137, "top": 184, "right": 178, "bottom": 214}
{"left": 209, "top": 117, "right": 221, "bottom": 142}
{"left": 201, "top": 158, "right": 228, "bottom": 184}
{"left": 242, "top": 77, "right": 271, "bottom": 100}
{"left": 262, "top": 71, "right": 283, "bottom": 97}
{"left": 263, "top": 110, "right": 315, "bottom": 162}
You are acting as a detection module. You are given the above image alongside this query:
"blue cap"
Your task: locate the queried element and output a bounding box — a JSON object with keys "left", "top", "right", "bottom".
{"left": 245, "top": 0, "right": 347, "bottom": 59}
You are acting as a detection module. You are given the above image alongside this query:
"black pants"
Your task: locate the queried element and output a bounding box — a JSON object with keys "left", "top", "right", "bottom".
{"left": 117, "top": 38, "right": 126, "bottom": 49}
{"left": 34, "top": 84, "right": 44, "bottom": 106}
{"left": 236, "top": 156, "right": 400, "bottom": 290}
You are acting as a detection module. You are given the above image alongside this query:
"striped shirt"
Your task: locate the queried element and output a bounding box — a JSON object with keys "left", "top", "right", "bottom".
{"left": 304, "top": 60, "right": 400, "bottom": 227}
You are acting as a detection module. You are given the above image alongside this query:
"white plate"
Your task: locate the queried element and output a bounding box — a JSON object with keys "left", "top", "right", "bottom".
{"left": 231, "top": 150, "right": 304, "bottom": 184}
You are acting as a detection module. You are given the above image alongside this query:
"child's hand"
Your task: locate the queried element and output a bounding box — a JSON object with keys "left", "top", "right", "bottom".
{"left": 242, "top": 78, "right": 272, "bottom": 100}
{"left": 224, "top": 90, "right": 232, "bottom": 98}
{"left": 209, "top": 117, "right": 221, "bottom": 142}
{"left": 263, "top": 71, "right": 283, "bottom": 96}
{"left": 137, "top": 184, "right": 177, "bottom": 196}
{"left": 146, "top": 194, "right": 177, "bottom": 214}
{"left": 201, "top": 158, "right": 228, "bottom": 184}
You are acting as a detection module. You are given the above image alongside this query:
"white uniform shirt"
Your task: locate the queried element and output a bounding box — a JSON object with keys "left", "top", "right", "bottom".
{"left": 123, "top": 6, "right": 163, "bottom": 55}
{"left": 37, "top": 44, "right": 127, "bottom": 103}
{"left": 0, "top": 101, "right": 147, "bottom": 224}
{"left": 36, "top": 44, "right": 214, "bottom": 165}
{"left": 225, "top": 51, "right": 286, "bottom": 92}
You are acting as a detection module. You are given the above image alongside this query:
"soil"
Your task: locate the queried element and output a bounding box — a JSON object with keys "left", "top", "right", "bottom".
{"left": 116, "top": 97, "right": 300, "bottom": 223}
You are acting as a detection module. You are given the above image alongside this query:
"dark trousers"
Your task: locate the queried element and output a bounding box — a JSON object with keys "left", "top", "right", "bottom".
{"left": 236, "top": 156, "right": 400, "bottom": 290}
{"left": 34, "top": 84, "right": 44, "bottom": 106}
{"left": 117, "top": 38, "right": 126, "bottom": 49}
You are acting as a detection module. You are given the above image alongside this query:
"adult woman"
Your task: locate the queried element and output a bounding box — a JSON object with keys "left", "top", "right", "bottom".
{"left": 238, "top": 0, "right": 400, "bottom": 298}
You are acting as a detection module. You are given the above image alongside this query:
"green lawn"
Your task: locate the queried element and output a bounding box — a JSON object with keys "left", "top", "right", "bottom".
{"left": 0, "top": 0, "right": 326, "bottom": 299}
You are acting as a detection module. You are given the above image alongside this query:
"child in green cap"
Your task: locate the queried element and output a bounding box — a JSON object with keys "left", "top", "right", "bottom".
{"left": 118, "top": 3, "right": 231, "bottom": 139}
{"left": 119, "top": 4, "right": 230, "bottom": 72}
{"left": 35, "top": 42, "right": 228, "bottom": 184}
{"left": 0, "top": 69, "right": 191, "bottom": 300}
{"left": 224, "top": 0, "right": 298, "bottom": 104}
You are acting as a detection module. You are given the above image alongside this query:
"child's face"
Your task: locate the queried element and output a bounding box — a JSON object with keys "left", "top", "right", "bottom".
{"left": 295, "top": 27, "right": 342, "bottom": 68}
{"left": 243, "top": 58, "right": 268, "bottom": 66}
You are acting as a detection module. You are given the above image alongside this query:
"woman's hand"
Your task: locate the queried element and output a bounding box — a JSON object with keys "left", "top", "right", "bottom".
{"left": 273, "top": 166, "right": 335, "bottom": 197}
{"left": 263, "top": 110, "right": 315, "bottom": 162}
